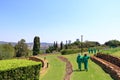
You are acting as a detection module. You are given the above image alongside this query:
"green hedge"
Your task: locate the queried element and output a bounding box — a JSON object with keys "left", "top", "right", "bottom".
{"left": 61, "top": 49, "right": 80, "bottom": 55}
{"left": 61, "top": 48, "right": 88, "bottom": 55}
{"left": 0, "top": 59, "right": 41, "bottom": 80}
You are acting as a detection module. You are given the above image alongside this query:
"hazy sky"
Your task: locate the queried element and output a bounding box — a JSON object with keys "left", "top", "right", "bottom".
{"left": 0, "top": 0, "right": 120, "bottom": 44}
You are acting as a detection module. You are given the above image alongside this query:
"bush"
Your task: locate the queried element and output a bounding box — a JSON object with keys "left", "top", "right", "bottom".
{"left": 0, "top": 44, "right": 15, "bottom": 60}
{"left": 61, "top": 48, "right": 88, "bottom": 55}
{"left": 0, "top": 59, "right": 41, "bottom": 80}
{"left": 61, "top": 49, "right": 81, "bottom": 55}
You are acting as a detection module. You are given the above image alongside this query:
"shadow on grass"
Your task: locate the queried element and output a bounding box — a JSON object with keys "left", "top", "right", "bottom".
{"left": 73, "top": 69, "right": 85, "bottom": 72}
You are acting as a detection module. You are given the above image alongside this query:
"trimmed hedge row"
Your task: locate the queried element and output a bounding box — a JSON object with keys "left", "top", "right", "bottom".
{"left": 0, "top": 59, "right": 41, "bottom": 80}
{"left": 61, "top": 49, "right": 80, "bottom": 55}
{"left": 61, "top": 48, "right": 88, "bottom": 55}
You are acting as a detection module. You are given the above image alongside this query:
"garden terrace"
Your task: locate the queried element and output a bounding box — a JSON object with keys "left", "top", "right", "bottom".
{"left": 96, "top": 53, "right": 120, "bottom": 67}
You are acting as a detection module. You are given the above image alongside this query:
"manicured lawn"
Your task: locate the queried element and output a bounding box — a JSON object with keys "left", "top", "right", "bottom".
{"left": 39, "top": 53, "right": 113, "bottom": 80}
{"left": 39, "top": 54, "right": 66, "bottom": 80}
{"left": 64, "top": 54, "right": 113, "bottom": 80}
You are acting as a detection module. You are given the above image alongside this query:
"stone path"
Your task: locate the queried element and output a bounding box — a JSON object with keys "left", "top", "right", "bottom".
{"left": 58, "top": 56, "right": 73, "bottom": 80}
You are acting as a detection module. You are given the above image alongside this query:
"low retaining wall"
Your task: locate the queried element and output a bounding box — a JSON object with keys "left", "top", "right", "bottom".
{"left": 91, "top": 56, "right": 120, "bottom": 80}
{"left": 96, "top": 53, "right": 120, "bottom": 67}
{"left": 29, "top": 56, "right": 44, "bottom": 67}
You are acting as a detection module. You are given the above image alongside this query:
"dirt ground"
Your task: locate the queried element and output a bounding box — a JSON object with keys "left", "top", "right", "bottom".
{"left": 58, "top": 56, "right": 73, "bottom": 80}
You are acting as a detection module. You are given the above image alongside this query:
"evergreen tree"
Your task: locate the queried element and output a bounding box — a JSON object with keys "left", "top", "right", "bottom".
{"left": 53, "top": 41, "right": 56, "bottom": 50}
{"left": 33, "top": 36, "right": 40, "bottom": 55}
{"left": 65, "top": 40, "right": 68, "bottom": 49}
{"left": 55, "top": 41, "right": 58, "bottom": 50}
{"left": 60, "top": 41, "right": 63, "bottom": 50}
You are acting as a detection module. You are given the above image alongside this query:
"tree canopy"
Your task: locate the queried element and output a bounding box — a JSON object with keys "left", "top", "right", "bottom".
{"left": 104, "top": 40, "right": 120, "bottom": 47}
{"left": 15, "top": 39, "right": 29, "bottom": 57}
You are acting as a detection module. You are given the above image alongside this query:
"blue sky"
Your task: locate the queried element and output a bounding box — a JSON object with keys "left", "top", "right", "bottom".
{"left": 0, "top": 0, "right": 120, "bottom": 44}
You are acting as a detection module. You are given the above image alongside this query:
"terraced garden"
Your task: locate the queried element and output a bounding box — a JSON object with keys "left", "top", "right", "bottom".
{"left": 1, "top": 47, "right": 120, "bottom": 80}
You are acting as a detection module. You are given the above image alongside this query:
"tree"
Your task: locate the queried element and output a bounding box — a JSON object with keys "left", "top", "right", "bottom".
{"left": 53, "top": 41, "right": 56, "bottom": 49}
{"left": 71, "top": 40, "right": 81, "bottom": 49}
{"left": 55, "top": 41, "right": 58, "bottom": 51}
{"left": 104, "top": 40, "right": 120, "bottom": 47}
{"left": 15, "top": 39, "right": 29, "bottom": 57}
{"left": 65, "top": 40, "right": 68, "bottom": 49}
{"left": 52, "top": 41, "right": 58, "bottom": 51}
{"left": 83, "top": 41, "right": 101, "bottom": 48}
{"left": 60, "top": 41, "right": 63, "bottom": 50}
{"left": 33, "top": 36, "right": 40, "bottom": 55}
{"left": 46, "top": 41, "right": 60, "bottom": 53}
{"left": 46, "top": 46, "right": 54, "bottom": 53}
{"left": 73, "top": 40, "right": 80, "bottom": 45}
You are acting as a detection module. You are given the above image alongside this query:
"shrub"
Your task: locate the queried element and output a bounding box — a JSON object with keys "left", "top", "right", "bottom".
{"left": 0, "top": 59, "right": 41, "bottom": 80}
{"left": 61, "top": 48, "right": 88, "bottom": 55}
{"left": 61, "top": 49, "right": 81, "bottom": 55}
{"left": 0, "top": 44, "right": 15, "bottom": 60}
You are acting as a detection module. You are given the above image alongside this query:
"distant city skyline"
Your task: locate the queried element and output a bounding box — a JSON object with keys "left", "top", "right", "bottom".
{"left": 0, "top": 0, "right": 120, "bottom": 44}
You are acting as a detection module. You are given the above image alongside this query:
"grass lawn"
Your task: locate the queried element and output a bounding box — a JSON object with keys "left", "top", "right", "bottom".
{"left": 39, "top": 53, "right": 113, "bottom": 80}
{"left": 39, "top": 54, "right": 66, "bottom": 80}
{"left": 64, "top": 54, "right": 113, "bottom": 80}
{"left": 101, "top": 47, "right": 120, "bottom": 57}
{"left": 110, "top": 51, "right": 120, "bottom": 57}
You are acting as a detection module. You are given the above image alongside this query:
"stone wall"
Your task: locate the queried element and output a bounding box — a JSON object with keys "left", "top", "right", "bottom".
{"left": 96, "top": 53, "right": 120, "bottom": 67}
{"left": 29, "top": 56, "right": 44, "bottom": 67}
